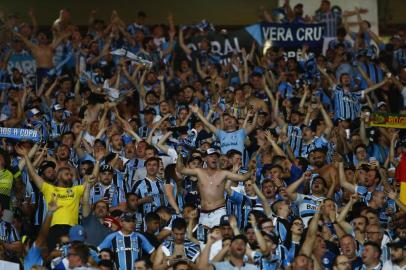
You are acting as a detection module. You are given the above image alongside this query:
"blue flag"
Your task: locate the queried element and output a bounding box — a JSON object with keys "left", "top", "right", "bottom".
{"left": 0, "top": 127, "right": 40, "bottom": 141}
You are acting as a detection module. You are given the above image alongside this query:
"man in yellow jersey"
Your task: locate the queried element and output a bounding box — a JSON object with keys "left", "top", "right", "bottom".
{"left": 15, "top": 144, "right": 94, "bottom": 250}
{"left": 0, "top": 148, "right": 17, "bottom": 210}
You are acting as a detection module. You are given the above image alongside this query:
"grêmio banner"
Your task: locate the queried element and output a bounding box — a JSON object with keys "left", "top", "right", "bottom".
{"left": 370, "top": 113, "right": 406, "bottom": 129}
{"left": 0, "top": 127, "right": 40, "bottom": 141}
{"left": 246, "top": 22, "right": 325, "bottom": 48}
{"left": 180, "top": 22, "right": 325, "bottom": 64}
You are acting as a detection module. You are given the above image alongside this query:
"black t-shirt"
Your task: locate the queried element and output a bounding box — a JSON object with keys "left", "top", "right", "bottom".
{"left": 141, "top": 231, "right": 160, "bottom": 248}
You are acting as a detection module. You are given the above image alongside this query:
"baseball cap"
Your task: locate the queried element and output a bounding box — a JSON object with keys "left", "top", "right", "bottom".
{"left": 219, "top": 215, "right": 230, "bottom": 226}
{"left": 141, "top": 108, "right": 157, "bottom": 115}
{"left": 26, "top": 108, "right": 41, "bottom": 118}
{"left": 224, "top": 87, "right": 235, "bottom": 93}
{"left": 100, "top": 164, "right": 114, "bottom": 173}
{"left": 38, "top": 160, "right": 56, "bottom": 176}
{"left": 377, "top": 101, "right": 387, "bottom": 108}
{"left": 52, "top": 104, "right": 64, "bottom": 111}
{"left": 104, "top": 216, "right": 121, "bottom": 229}
{"left": 120, "top": 212, "right": 136, "bottom": 222}
{"left": 206, "top": 148, "right": 220, "bottom": 156}
{"left": 69, "top": 225, "right": 86, "bottom": 242}
{"left": 388, "top": 238, "right": 406, "bottom": 249}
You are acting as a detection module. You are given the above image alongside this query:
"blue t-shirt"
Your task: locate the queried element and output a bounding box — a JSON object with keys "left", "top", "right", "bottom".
{"left": 215, "top": 128, "right": 246, "bottom": 156}
{"left": 24, "top": 243, "right": 43, "bottom": 270}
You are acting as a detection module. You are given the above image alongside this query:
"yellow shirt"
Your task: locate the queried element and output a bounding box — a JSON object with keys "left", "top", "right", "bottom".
{"left": 41, "top": 182, "right": 85, "bottom": 226}
{"left": 0, "top": 169, "right": 14, "bottom": 196}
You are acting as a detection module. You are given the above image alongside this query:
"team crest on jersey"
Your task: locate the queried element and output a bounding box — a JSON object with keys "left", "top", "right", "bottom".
{"left": 67, "top": 189, "right": 73, "bottom": 195}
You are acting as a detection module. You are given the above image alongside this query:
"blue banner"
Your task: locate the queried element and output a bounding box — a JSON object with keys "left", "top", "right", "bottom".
{"left": 6, "top": 51, "right": 36, "bottom": 76}
{"left": 262, "top": 22, "right": 324, "bottom": 48}
{"left": 246, "top": 22, "right": 324, "bottom": 48}
{"left": 0, "top": 127, "right": 40, "bottom": 141}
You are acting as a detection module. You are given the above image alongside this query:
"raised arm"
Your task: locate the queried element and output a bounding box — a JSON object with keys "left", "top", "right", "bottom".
{"left": 336, "top": 194, "right": 358, "bottom": 233}
{"left": 338, "top": 162, "right": 356, "bottom": 193}
{"left": 300, "top": 205, "right": 321, "bottom": 257}
{"left": 13, "top": 31, "right": 35, "bottom": 51}
{"left": 18, "top": 143, "right": 39, "bottom": 170}
{"left": 189, "top": 104, "right": 217, "bottom": 134}
{"left": 319, "top": 103, "right": 334, "bottom": 138}
{"left": 317, "top": 65, "right": 336, "bottom": 87}
{"left": 253, "top": 182, "right": 272, "bottom": 217}
{"left": 223, "top": 170, "right": 252, "bottom": 183}
{"left": 156, "top": 131, "right": 172, "bottom": 154}
{"left": 250, "top": 214, "right": 270, "bottom": 256}
{"left": 387, "top": 190, "right": 406, "bottom": 213}
{"left": 82, "top": 167, "right": 99, "bottom": 218}
{"left": 286, "top": 172, "right": 307, "bottom": 201}
{"left": 176, "top": 155, "right": 198, "bottom": 176}
{"left": 362, "top": 77, "right": 388, "bottom": 95}
{"left": 178, "top": 28, "right": 192, "bottom": 56}
{"left": 35, "top": 198, "right": 60, "bottom": 248}
{"left": 242, "top": 109, "right": 258, "bottom": 135}
{"left": 15, "top": 145, "right": 44, "bottom": 189}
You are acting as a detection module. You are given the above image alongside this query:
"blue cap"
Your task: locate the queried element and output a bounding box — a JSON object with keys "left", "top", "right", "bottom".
{"left": 69, "top": 225, "right": 86, "bottom": 242}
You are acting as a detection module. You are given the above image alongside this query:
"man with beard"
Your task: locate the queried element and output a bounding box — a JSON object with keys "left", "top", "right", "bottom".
{"left": 82, "top": 187, "right": 112, "bottom": 247}
{"left": 54, "top": 143, "right": 78, "bottom": 179}
{"left": 153, "top": 218, "right": 200, "bottom": 269}
{"left": 177, "top": 148, "right": 251, "bottom": 228}
{"left": 286, "top": 171, "right": 333, "bottom": 226}
{"left": 383, "top": 239, "right": 406, "bottom": 270}
{"left": 339, "top": 162, "right": 383, "bottom": 203}
{"left": 15, "top": 144, "right": 93, "bottom": 250}
{"left": 198, "top": 233, "right": 257, "bottom": 270}
{"left": 31, "top": 160, "right": 56, "bottom": 233}
{"left": 308, "top": 148, "right": 338, "bottom": 191}
{"left": 90, "top": 164, "right": 126, "bottom": 211}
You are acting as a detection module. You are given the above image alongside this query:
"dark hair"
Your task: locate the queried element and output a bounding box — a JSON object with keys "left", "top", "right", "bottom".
{"left": 70, "top": 242, "right": 90, "bottom": 264}
{"left": 363, "top": 241, "right": 382, "bottom": 258}
{"left": 172, "top": 218, "right": 187, "bottom": 231}
{"left": 125, "top": 192, "right": 138, "bottom": 200}
{"left": 164, "top": 164, "right": 183, "bottom": 196}
{"left": 136, "top": 259, "right": 152, "bottom": 269}
{"left": 98, "top": 260, "right": 114, "bottom": 269}
{"left": 99, "top": 248, "right": 114, "bottom": 259}
{"left": 145, "top": 157, "right": 160, "bottom": 166}
{"left": 145, "top": 212, "right": 160, "bottom": 223}
{"left": 226, "top": 149, "right": 242, "bottom": 159}
{"left": 173, "top": 261, "right": 190, "bottom": 270}
{"left": 156, "top": 206, "right": 172, "bottom": 215}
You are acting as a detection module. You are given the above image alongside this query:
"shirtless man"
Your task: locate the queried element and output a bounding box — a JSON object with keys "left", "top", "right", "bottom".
{"left": 13, "top": 30, "right": 70, "bottom": 85}
{"left": 176, "top": 148, "right": 251, "bottom": 228}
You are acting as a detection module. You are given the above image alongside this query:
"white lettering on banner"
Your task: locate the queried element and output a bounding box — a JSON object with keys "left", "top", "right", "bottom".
{"left": 263, "top": 26, "right": 294, "bottom": 42}
{"left": 296, "top": 26, "right": 323, "bottom": 41}
{"left": 263, "top": 25, "right": 323, "bottom": 43}
{"left": 7, "top": 59, "right": 36, "bottom": 75}
{"left": 0, "top": 127, "right": 38, "bottom": 139}
{"left": 186, "top": 38, "right": 242, "bottom": 65}
{"left": 0, "top": 127, "right": 12, "bottom": 136}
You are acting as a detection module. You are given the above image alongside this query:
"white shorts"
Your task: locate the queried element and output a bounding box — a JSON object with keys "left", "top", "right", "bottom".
{"left": 199, "top": 206, "right": 227, "bottom": 228}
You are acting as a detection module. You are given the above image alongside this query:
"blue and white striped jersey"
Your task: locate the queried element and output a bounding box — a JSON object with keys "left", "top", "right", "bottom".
{"left": 98, "top": 231, "right": 155, "bottom": 270}
{"left": 132, "top": 177, "right": 167, "bottom": 215}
